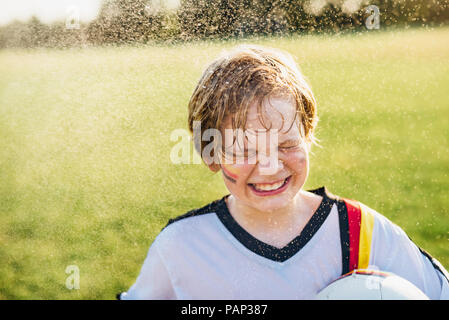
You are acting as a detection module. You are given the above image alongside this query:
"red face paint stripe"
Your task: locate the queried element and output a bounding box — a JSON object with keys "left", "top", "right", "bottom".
{"left": 222, "top": 169, "right": 237, "bottom": 183}
{"left": 343, "top": 198, "right": 362, "bottom": 272}
{"left": 221, "top": 165, "right": 239, "bottom": 180}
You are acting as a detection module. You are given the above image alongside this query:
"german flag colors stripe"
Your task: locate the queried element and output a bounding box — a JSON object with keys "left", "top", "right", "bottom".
{"left": 344, "top": 198, "right": 362, "bottom": 271}
{"left": 358, "top": 204, "right": 375, "bottom": 269}
{"left": 342, "top": 198, "right": 375, "bottom": 271}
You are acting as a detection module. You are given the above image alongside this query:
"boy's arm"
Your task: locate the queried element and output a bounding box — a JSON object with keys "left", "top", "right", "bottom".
{"left": 368, "top": 209, "right": 449, "bottom": 300}
{"left": 118, "top": 240, "right": 176, "bottom": 300}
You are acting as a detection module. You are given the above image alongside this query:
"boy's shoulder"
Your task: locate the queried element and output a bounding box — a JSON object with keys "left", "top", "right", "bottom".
{"left": 155, "top": 196, "right": 231, "bottom": 245}
{"left": 152, "top": 196, "right": 231, "bottom": 254}
{"left": 162, "top": 196, "right": 227, "bottom": 230}
{"left": 315, "top": 187, "right": 405, "bottom": 238}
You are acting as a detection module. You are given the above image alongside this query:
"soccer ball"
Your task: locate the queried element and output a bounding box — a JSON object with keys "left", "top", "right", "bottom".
{"left": 316, "top": 269, "right": 429, "bottom": 300}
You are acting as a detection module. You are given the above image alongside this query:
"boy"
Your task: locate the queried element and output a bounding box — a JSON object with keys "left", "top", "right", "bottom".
{"left": 118, "top": 45, "right": 449, "bottom": 299}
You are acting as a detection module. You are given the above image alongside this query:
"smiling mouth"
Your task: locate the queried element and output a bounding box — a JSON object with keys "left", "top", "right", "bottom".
{"left": 248, "top": 176, "right": 291, "bottom": 195}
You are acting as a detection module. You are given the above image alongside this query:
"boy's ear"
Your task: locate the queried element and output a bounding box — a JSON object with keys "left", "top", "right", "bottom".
{"left": 208, "top": 163, "right": 221, "bottom": 173}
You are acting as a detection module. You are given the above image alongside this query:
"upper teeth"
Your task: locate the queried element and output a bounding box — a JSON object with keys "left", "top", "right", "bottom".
{"left": 253, "top": 179, "right": 286, "bottom": 191}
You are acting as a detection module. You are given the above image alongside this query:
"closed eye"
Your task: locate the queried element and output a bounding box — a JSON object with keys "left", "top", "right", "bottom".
{"left": 279, "top": 145, "right": 300, "bottom": 150}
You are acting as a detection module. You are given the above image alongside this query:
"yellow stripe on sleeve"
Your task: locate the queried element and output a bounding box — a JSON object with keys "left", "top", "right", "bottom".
{"left": 358, "top": 204, "right": 375, "bottom": 269}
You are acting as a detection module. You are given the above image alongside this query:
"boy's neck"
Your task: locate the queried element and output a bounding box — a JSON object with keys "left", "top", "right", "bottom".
{"left": 225, "top": 191, "right": 323, "bottom": 248}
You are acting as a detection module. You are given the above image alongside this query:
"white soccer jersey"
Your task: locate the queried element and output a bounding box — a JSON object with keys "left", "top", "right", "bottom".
{"left": 119, "top": 187, "right": 449, "bottom": 300}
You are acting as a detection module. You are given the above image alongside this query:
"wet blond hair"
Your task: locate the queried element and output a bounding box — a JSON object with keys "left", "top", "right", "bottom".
{"left": 188, "top": 44, "right": 318, "bottom": 161}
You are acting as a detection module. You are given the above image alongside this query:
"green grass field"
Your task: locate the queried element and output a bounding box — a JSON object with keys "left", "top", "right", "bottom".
{"left": 1, "top": 27, "right": 448, "bottom": 299}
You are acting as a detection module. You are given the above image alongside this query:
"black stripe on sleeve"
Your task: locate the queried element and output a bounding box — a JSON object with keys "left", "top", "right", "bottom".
{"left": 336, "top": 199, "right": 350, "bottom": 275}
{"left": 418, "top": 247, "right": 449, "bottom": 284}
{"left": 407, "top": 234, "right": 449, "bottom": 284}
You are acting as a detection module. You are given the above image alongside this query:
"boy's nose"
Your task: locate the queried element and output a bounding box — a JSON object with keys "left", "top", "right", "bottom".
{"left": 257, "top": 153, "right": 284, "bottom": 176}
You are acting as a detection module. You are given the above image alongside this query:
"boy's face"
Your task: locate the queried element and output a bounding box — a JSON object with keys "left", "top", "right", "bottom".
{"left": 211, "top": 95, "right": 310, "bottom": 213}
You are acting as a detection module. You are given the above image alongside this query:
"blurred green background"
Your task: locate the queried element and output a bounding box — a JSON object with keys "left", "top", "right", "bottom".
{"left": 0, "top": 27, "right": 448, "bottom": 299}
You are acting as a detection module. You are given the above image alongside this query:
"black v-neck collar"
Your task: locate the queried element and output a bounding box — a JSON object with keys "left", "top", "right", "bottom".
{"left": 214, "top": 187, "right": 336, "bottom": 262}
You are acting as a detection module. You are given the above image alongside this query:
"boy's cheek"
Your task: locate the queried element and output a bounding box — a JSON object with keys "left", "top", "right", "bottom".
{"left": 286, "top": 151, "right": 308, "bottom": 171}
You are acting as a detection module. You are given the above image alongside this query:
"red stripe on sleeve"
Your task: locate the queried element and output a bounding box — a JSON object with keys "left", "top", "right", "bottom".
{"left": 343, "top": 198, "right": 362, "bottom": 272}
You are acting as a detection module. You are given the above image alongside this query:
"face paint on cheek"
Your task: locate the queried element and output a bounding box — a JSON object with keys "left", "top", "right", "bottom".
{"left": 221, "top": 163, "right": 240, "bottom": 184}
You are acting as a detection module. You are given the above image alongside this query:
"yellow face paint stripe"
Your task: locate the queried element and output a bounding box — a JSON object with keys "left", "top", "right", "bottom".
{"left": 358, "top": 205, "right": 375, "bottom": 269}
